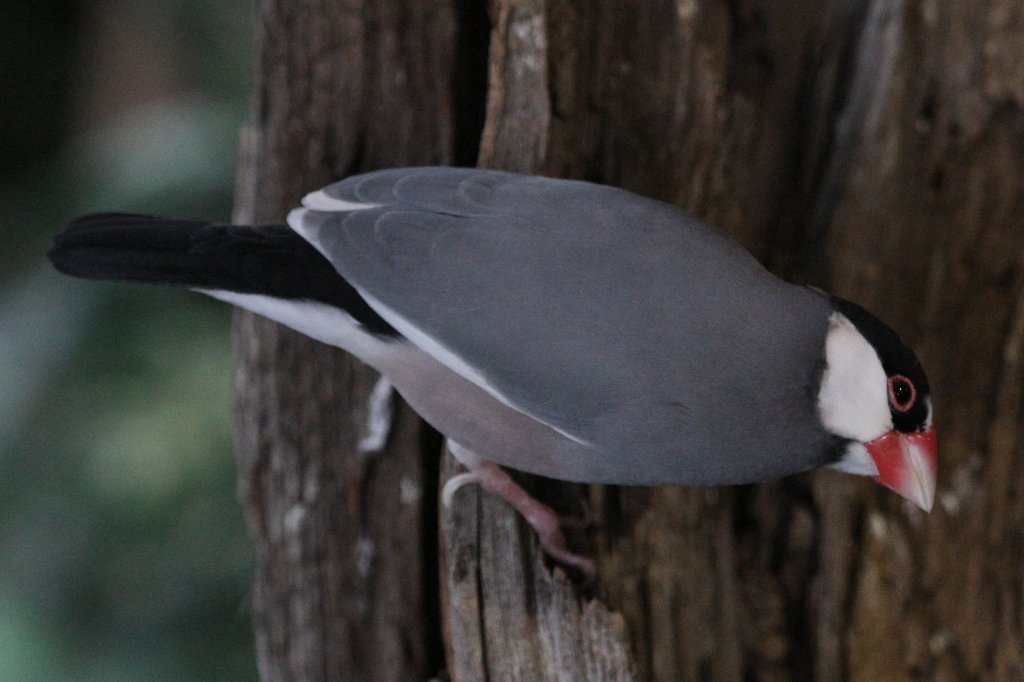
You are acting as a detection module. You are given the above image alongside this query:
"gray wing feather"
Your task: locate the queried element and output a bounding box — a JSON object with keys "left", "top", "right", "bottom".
{"left": 293, "top": 167, "right": 834, "bottom": 484}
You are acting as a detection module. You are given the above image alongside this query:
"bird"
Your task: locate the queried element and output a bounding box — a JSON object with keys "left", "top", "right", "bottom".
{"left": 49, "top": 166, "right": 937, "bottom": 578}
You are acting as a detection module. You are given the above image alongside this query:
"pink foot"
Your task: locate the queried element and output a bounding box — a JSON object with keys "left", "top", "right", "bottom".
{"left": 443, "top": 461, "right": 596, "bottom": 581}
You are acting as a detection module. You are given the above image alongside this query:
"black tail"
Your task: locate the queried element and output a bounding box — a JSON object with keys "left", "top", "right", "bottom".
{"left": 49, "top": 213, "right": 396, "bottom": 335}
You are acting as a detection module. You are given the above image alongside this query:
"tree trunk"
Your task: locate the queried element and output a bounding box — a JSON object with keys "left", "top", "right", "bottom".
{"left": 231, "top": 1, "right": 485, "bottom": 679}
{"left": 235, "top": 0, "right": 1024, "bottom": 679}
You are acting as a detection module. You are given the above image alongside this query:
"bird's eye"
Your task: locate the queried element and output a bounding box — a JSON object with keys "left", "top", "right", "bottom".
{"left": 887, "top": 375, "right": 916, "bottom": 412}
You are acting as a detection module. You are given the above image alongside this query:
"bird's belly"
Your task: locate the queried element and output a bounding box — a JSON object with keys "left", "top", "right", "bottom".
{"left": 373, "top": 342, "right": 603, "bottom": 480}
{"left": 203, "top": 291, "right": 594, "bottom": 478}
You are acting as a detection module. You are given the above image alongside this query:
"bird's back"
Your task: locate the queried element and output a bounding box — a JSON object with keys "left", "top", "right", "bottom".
{"left": 293, "top": 168, "right": 837, "bottom": 484}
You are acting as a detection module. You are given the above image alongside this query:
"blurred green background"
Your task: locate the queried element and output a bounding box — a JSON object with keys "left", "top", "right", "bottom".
{"left": 2, "top": 2, "right": 257, "bottom": 679}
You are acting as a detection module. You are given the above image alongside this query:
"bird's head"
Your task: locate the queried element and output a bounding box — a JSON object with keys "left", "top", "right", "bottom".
{"left": 817, "top": 296, "right": 936, "bottom": 511}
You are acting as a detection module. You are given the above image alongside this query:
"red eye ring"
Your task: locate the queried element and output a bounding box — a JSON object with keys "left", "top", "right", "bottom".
{"left": 887, "top": 374, "right": 916, "bottom": 412}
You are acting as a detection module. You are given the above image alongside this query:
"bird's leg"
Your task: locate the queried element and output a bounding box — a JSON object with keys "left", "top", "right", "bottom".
{"left": 444, "top": 442, "right": 596, "bottom": 580}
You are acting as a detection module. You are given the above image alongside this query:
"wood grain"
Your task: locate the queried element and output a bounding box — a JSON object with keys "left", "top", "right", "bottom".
{"left": 235, "top": 0, "right": 1024, "bottom": 678}
{"left": 443, "top": 0, "right": 1024, "bottom": 679}
{"left": 232, "top": 1, "right": 465, "bottom": 678}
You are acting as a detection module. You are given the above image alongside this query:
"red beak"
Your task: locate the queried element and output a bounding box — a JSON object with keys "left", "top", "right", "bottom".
{"left": 865, "top": 426, "right": 937, "bottom": 511}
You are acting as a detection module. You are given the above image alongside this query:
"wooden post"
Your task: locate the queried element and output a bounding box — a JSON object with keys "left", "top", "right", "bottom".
{"left": 235, "top": 1, "right": 1024, "bottom": 679}
{"left": 231, "top": 1, "right": 480, "bottom": 678}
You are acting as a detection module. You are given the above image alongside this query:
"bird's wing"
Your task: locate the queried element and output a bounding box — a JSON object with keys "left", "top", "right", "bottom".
{"left": 290, "top": 167, "right": 831, "bottom": 482}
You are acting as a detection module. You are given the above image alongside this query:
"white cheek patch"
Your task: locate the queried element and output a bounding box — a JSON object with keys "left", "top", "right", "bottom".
{"left": 818, "top": 312, "right": 892, "bottom": 442}
{"left": 826, "top": 442, "right": 880, "bottom": 477}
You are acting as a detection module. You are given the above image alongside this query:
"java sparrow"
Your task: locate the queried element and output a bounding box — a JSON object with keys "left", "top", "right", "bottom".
{"left": 49, "top": 167, "right": 937, "bottom": 577}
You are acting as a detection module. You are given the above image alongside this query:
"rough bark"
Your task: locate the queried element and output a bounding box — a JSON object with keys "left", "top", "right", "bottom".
{"left": 235, "top": 0, "right": 1024, "bottom": 679}
{"left": 232, "top": 1, "right": 475, "bottom": 679}
{"left": 442, "top": 0, "right": 1024, "bottom": 680}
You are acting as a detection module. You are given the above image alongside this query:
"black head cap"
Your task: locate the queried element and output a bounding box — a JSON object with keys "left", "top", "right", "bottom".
{"left": 829, "top": 296, "right": 931, "bottom": 433}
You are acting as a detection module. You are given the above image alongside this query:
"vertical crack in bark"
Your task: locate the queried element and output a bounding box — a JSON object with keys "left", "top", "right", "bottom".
{"left": 981, "top": 278, "right": 1024, "bottom": 544}
{"left": 452, "top": 0, "right": 492, "bottom": 165}
{"left": 474, "top": 497, "right": 491, "bottom": 682}
{"left": 769, "top": 0, "right": 872, "bottom": 279}
{"left": 839, "top": 501, "right": 868, "bottom": 673}
{"left": 419, "top": 423, "right": 445, "bottom": 676}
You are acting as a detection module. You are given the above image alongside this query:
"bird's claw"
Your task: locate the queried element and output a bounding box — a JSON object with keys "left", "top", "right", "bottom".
{"left": 442, "top": 461, "right": 596, "bottom": 582}
{"left": 441, "top": 471, "right": 482, "bottom": 508}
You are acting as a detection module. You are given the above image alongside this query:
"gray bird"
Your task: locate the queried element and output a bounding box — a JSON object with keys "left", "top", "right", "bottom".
{"left": 49, "top": 167, "right": 937, "bottom": 577}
